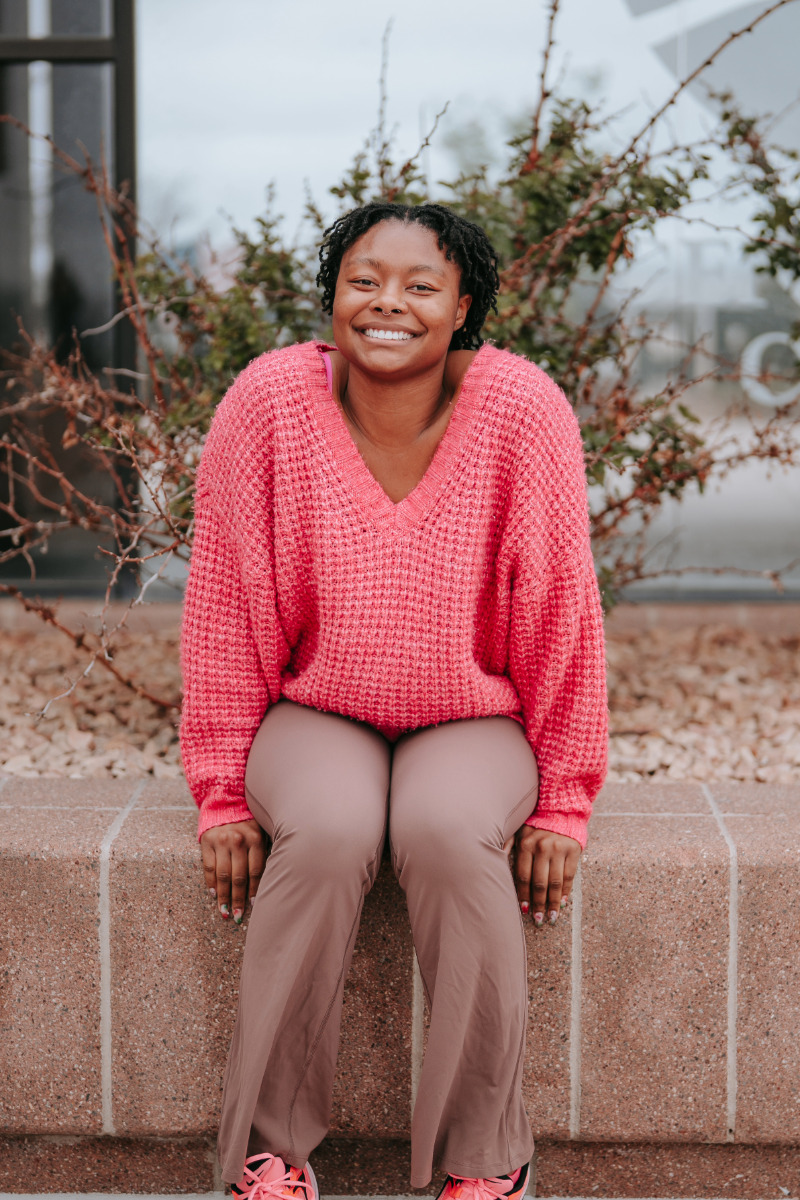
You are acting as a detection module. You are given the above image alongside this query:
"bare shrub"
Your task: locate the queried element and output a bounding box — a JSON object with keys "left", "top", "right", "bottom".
{"left": 1, "top": 0, "right": 799, "bottom": 717}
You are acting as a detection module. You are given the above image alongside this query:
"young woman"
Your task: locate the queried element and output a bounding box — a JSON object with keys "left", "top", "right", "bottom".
{"left": 180, "top": 201, "right": 608, "bottom": 1200}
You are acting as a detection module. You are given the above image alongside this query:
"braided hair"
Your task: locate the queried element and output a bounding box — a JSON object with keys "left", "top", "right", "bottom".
{"left": 316, "top": 201, "right": 499, "bottom": 351}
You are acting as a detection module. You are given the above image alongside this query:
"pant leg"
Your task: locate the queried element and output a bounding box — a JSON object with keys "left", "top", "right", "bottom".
{"left": 389, "top": 715, "right": 539, "bottom": 1189}
{"left": 216, "top": 700, "right": 391, "bottom": 1184}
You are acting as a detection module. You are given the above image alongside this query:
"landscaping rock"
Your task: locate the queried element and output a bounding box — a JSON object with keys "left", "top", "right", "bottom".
{"left": 1, "top": 615, "right": 798, "bottom": 789}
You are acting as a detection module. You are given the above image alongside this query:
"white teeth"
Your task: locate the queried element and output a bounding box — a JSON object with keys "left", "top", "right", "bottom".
{"left": 363, "top": 328, "right": 415, "bottom": 341}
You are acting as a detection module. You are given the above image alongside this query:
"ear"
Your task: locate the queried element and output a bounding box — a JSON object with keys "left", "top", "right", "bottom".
{"left": 454, "top": 293, "right": 472, "bottom": 331}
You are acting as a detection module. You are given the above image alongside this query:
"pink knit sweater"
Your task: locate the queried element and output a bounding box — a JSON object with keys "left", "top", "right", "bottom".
{"left": 180, "top": 340, "right": 608, "bottom": 846}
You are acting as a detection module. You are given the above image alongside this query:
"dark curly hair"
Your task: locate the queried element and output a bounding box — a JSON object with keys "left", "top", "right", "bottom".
{"left": 316, "top": 201, "right": 500, "bottom": 351}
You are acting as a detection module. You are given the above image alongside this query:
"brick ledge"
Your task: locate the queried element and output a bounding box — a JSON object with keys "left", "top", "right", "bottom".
{"left": 1, "top": 778, "right": 798, "bottom": 1195}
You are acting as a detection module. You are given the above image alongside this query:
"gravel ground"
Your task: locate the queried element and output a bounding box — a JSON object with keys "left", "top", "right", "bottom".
{"left": 1, "top": 612, "right": 799, "bottom": 786}
{"left": 606, "top": 623, "right": 800, "bottom": 784}
{"left": 0, "top": 623, "right": 184, "bottom": 781}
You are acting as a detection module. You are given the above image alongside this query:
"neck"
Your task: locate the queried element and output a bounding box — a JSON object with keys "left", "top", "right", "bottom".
{"left": 338, "top": 360, "right": 452, "bottom": 450}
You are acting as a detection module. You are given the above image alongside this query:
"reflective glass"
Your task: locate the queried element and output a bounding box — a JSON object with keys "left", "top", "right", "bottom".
{"left": 0, "top": 65, "right": 30, "bottom": 351}
{"left": 0, "top": 1, "right": 112, "bottom": 37}
{"left": 0, "top": 0, "right": 28, "bottom": 35}
{"left": 51, "top": 62, "right": 115, "bottom": 367}
{"left": 0, "top": 60, "right": 119, "bottom": 590}
{"left": 51, "top": 0, "right": 112, "bottom": 37}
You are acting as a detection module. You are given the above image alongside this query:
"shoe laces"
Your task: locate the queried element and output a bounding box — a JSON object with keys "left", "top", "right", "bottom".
{"left": 234, "top": 1153, "right": 315, "bottom": 1200}
{"left": 444, "top": 1174, "right": 517, "bottom": 1200}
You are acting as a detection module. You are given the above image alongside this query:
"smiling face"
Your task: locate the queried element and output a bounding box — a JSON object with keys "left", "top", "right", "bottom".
{"left": 331, "top": 219, "right": 472, "bottom": 379}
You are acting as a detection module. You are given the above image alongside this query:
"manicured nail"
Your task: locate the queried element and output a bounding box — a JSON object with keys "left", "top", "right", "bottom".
{"left": 208, "top": 887, "right": 216, "bottom": 898}
{"left": 520, "top": 901, "right": 529, "bottom": 915}
{"left": 219, "top": 903, "right": 230, "bottom": 917}
{"left": 560, "top": 897, "right": 567, "bottom": 908}
{"left": 533, "top": 912, "right": 544, "bottom": 926}
{"left": 549, "top": 910, "right": 558, "bottom": 924}
{"left": 233, "top": 909, "right": 243, "bottom": 924}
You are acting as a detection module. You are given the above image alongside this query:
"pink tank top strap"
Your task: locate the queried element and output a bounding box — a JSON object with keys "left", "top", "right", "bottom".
{"left": 322, "top": 351, "right": 333, "bottom": 394}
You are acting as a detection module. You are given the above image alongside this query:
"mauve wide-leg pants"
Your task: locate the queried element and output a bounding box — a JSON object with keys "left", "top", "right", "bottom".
{"left": 216, "top": 699, "right": 539, "bottom": 1189}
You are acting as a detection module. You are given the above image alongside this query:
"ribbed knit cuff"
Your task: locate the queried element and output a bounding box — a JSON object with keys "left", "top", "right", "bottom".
{"left": 197, "top": 798, "right": 256, "bottom": 842}
{"left": 524, "top": 810, "right": 588, "bottom": 850}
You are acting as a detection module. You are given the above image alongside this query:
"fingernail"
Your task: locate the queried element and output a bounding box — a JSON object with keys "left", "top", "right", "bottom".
{"left": 208, "top": 887, "right": 216, "bottom": 898}
{"left": 533, "top": 912, "right": 544, "bottom": 926}
{"left": 520, "top": 901, "right": 530, "bottom": 915}
{"left": 560, "top": 897, "right": 567, "bottom": 908}
{"left": 549, "top": 910, "right": 558, "bottom": 924}
{"left": 233, "top": 908, "right": 243, "bottom": 924}
{"left": 219, "top": 904, "right": 230, "bottom": 917}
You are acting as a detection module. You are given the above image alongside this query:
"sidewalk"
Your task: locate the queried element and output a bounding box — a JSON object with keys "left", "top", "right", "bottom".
{"left": 0, "top": 1195, "right": 435, "bottom": 1200}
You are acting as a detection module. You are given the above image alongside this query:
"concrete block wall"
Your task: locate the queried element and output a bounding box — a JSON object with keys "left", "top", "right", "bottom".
{"left": 0, "top": 773, "right": 798, "bottom": 1198}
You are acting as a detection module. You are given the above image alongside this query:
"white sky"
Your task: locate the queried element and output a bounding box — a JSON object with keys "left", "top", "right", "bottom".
{"left": 136, "top": 0, "right": 721, "bottom": 248}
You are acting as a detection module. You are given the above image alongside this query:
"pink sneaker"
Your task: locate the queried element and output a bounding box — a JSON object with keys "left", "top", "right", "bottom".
{"left": 231, "top": 1152, "right": 318, "bottom": 1200}
{"left": 435, "top": 1161, "right": 530, "bottom": 1200}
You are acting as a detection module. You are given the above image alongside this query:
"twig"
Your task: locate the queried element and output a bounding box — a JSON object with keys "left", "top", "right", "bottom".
{"left": 81, "top": 302, "right": 153, "bottom": 338}
{"left": 0, "top": 585, "right": 179, "bottom": 712}
{"left": 522, "top": 0, "right": 561, "bottom": 174}
{"left": 507, "top": 0, "right": 800, "bottom": 308}
{"left": 394, "top": 101, "right": 451, "bottom": 185}
{"left": 623, "top": 0, "right": 800, "bottom": 164}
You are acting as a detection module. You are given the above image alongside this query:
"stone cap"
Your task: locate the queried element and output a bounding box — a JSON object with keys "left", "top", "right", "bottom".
{"left": 1, "top": 777, "right": 798, "bottom": 1150}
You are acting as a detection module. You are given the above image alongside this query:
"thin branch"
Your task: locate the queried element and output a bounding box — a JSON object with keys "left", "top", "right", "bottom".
{"left": 393, "top": 100, "right": 451, "bottom": 185}
{"left": 80, "top": 302, "right": 153, "bottom": 338}
{"left": 523, "top": 0, "right": 561, "bottom": 174}
{"left": 0, "top": 586, "right": 180, "bottom": 713}
{"left": 508, "top": 0, "right": 800, "bottom": 307}
{"left": 102, "top": 366, "right": 151, "bottom": 380}
{"left": 623, "top": 0, "right": 800, "bottom": 163}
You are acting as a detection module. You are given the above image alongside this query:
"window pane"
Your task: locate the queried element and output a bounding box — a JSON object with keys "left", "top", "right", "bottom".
{"left": 0, "top": 61, "right": 120, "bottom": 591}
{"left": 51, "top": 61, "right": 115, "bottom": 366}
{"left": 0, "top": 65, "right": 30, "bottom": 350}
{"left": 51, "top": 0, "right": 112, "bottom": 37}
{"left": 0, "top": 0, "right": 27, "bottom": 35}
{"left": 0, "top": 0, "right": 113, "bottom": 36}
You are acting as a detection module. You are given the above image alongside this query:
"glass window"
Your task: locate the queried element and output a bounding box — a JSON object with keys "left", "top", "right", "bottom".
{"left": 0, "top": 1, "right": 28, "bottom": 35}
{"left": 0, "top": 0, "right": 113, "bottom": 37}
{"left": 0, "top": 65, "right": 30, "bottom": 352}
{"left": 0, "top": 0, "right": 130, "bottom": 592}
{"left": 51, "top": 62, "right": 115, "bottom": 367}
{"left": 51, "top": 0, "right": 112, "bottom": 37}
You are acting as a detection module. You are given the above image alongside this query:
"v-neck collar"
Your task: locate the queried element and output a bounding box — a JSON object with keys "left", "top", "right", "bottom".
{"left": 306, "top": 340, "right": 499, "bottom": 536}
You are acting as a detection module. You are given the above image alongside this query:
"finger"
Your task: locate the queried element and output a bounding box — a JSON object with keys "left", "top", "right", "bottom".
{"left": 561, "top": 845, "right": 581, "bottom": 907}
{"left": 531, "top": 847, "right": 551, "bottom": 928}
{"left": 546, "top": 858, "right": 564, "bottom": 924}
{"left": 514, "top": 838, "right": 533, "bottom": 915}
{"left": 200, "top": 838, "right": 218, "bottom": 899}
{"left": 229, "top": 831, "right": 249, "bottom": 925}
{"left": 248, "top": 834, "right": 267, "bottom": 904}
{"left": 215, "top": 846, "right": 233, "bottom": 919}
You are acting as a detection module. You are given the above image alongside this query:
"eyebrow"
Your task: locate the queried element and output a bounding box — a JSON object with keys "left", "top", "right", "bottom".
{"left": 349, "top": 255, "right": 446, "bottom": 278}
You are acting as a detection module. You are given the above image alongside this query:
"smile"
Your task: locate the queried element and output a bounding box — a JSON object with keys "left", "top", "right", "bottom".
{"left": 361, "top": 329, "right": 417, "bottom": 342}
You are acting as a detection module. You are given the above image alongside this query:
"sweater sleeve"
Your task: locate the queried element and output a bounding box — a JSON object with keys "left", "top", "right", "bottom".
{"left": 181, "top": 355, "right": 291, "bottom": 844}
{"left": 507, "top": 382, "right": 608, "bottom": 851}
{"left": 179, "top": 482, "right": 279, "bottom": 842}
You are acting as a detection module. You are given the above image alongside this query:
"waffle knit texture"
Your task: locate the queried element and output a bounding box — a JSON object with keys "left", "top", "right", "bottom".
{"left": 180, "top": 340, "right": 608, "bottom": 846}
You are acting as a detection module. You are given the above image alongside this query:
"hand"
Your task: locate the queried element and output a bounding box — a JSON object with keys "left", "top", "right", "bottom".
{"left": 505, "top": 826, "right": 581, "bottom": 928}
{"left": 200, "top": 819, "right": 267, "bottom": 925}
